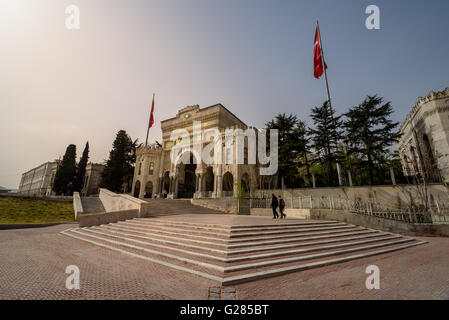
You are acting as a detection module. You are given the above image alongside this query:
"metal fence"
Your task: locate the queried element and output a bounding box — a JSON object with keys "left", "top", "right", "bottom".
{"left": 249, "top": 195, "right": 449, "bottom": 224}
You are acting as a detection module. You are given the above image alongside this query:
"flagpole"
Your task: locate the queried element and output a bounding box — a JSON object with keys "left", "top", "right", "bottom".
{"left": 145, "top": 93, "right": 154, "bottom": 147}
{"left": 317, "top": 20, "right": 332, "bottom": 109}
{"left": 317, "top": 21, "right": 343, "bottom": 186}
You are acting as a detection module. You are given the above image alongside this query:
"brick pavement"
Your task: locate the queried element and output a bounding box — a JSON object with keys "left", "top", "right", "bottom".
{"left": 1, "top": 219, "right": 449, "bottom": 300}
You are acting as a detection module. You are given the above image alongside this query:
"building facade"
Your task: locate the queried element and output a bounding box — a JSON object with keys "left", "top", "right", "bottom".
{"left": 19, "top": 161, "right": 105, "bottom": 196}
{"left": 80, "top": 163, "right": 105, "bottom": 196}
{"left": 397, "top": 88, "right": 449, "bottom": 182}
{"left": 19, "top": 162, "right": 58, "bottom": 196}
{"left": 131, "top": 104, "right": 261, "bottom": 199}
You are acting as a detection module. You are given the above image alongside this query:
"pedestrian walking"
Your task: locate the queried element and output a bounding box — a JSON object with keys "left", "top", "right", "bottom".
{"left": 279, "top": 195, "right": 286, "bottom": 219}
{"left": 271, "top": 194, "right": 279, "bottom": 219}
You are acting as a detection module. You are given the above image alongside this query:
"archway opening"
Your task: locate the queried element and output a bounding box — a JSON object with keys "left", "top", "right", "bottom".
{"left": 144, "top": 181, "right": 153, "bottom": 198}
{"left": 133, "top": 180, "right": 141, "bottom": 198}
{"left": 241, "top": 172, "right": 250, "bottom": 193}
{"left": 204, "top": 167, "right": 214, "bottom": 194}
{"left": 162, "top": 172, "right": 170, "bottom": 198}
{"left": 177, "top": 152, "right": 197, "bottom": 199}
{"left": 222, "top": 172, "right": 234, "bottom": 197}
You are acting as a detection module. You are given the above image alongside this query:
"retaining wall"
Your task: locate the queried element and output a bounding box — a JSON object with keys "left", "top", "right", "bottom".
{"left": 309, "top": 208, "right": 449, "bottom": 237}
{"left": 99, "top": 188, "right": 150, "bottom": 217}
{"left": 79, "top": 209, "right": 139, "bottom": 227}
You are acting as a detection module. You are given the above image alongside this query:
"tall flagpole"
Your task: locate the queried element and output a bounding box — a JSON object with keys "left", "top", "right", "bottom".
{"left": 145, "top": 93, "right": 154, "bottom": 147}
{"left": 317, "top": 20, "right": 331, "bottom": 109}
{"left": 317, "top": 20, "right": 343, "bottom": 186}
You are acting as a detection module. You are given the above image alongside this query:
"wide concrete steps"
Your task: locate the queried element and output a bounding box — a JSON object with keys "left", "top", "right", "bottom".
{"left": 61, "top": 218, "right": 427, "bottom": 285}
{"left": 142, "top": 199, "right": 225, "bottom": 216}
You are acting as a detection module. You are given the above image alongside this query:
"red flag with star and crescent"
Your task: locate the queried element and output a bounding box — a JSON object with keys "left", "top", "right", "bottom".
{"left": 314, "top": 26, "right": 327, "bottom": 79}
{"left": 149, "top": 94, "right": 155, "bottom": 128}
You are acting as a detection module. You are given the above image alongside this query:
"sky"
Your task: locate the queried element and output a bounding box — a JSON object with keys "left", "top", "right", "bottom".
{"left": 1, "top": 0, "right": 448, "bottom": 189}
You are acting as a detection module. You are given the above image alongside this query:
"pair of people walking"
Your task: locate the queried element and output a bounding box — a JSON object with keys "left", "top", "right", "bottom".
{"left": 271, "top": 194, "right": 286, "bottom": 219}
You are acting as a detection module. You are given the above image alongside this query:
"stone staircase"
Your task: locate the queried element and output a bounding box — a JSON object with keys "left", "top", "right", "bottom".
{"left": 61, "top": 217, "right": 427, "bottom": 285}
{"left": 142, "top": 199, "right": 226, "bottom": 216}
{"left": 80, "top": 197, "right": 105, "bottom": 213}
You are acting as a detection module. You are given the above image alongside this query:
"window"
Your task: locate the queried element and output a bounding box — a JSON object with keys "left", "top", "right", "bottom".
{"left": 138, "top": 163, "right": 142, "bottom": 175}
{"left": 149, "top": 162, "right": 154, "bottom": 175}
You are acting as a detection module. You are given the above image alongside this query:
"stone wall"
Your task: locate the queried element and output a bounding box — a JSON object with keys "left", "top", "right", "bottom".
{"left": 191, "top": 197, "right": 238, "bottom": 214}
{"left": 99, "top": 188, "right": 151, "bottom": 217}
{"left": 254, "top": 184, "right": 449, "bottom": 208}
{"left": 79, "top": 209, "right": 139, "bottom": 227}
{"left": 310, "top": 208, "right": 449, "bottom": 237}
{"left": 73, "top": 192, "right": 83, "bottom": 221}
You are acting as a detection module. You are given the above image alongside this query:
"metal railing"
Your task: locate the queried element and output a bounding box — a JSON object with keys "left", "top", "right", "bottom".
{"left": 249, "top": 195, "right": 449, "bottom": 224}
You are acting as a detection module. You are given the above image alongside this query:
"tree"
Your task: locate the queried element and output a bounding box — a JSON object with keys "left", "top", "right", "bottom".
{"left": 265, "top": 114, "right": 307, "bottom": 188}
{"left": 100, "top": 130, "right": 137, "bottom": 193}
{"left": 309, "top": 101, "right": 343, "bottom": 186}
{"left": 343, "top": 95, "right": 400, "bottom": 185}
{"left": 53, "top": 144, "right": 77, "bottom": 195}
{"left": 74, "top": 142, "right": 89, "bottom": 192}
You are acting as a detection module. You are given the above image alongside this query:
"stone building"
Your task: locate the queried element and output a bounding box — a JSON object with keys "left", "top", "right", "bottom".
{"left": 131, "top": 104, "right": 261, "bottom": 199}
{"left": 19, "top": 161, "right": 105, "bottom": 196}
{"left": 397, "top": 88, "right": 449, "bottom": 182}
{"left": 19, "top": 162, "right": 58, "bottom": 196}
{"left": 80, "top": 163, "right": 105, "bottom": 196}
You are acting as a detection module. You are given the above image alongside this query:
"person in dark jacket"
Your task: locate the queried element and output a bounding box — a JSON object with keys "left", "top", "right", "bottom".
{"left": 279, "top": 195, "right": 286, "bottom": 219}
{"left": 271, "top": 194, "right": 279, "bottom": 219}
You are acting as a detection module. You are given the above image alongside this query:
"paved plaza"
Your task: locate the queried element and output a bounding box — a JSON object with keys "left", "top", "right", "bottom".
{"left": 1, "top": 215, "right": 449, "bottom": 300}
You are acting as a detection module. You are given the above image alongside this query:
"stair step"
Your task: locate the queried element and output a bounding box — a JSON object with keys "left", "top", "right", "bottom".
{"left": 61, "top": 217, "right": 427, "bottom": 285}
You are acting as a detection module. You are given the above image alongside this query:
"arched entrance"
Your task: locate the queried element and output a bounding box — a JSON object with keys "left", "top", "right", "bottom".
{"left": 144, "top": 181, "right": 153, "bottom": 198}
{"left": 204, "top": 167, "right": 214, "bottom": 195}
{"left": 241, "top": 172, "right": 250, "bottom": 193}
{"left": 162, "top": 172, "right": 170, "bottom": 198}
{"left": 177, "top": 152, "right": 197, "bottom": 198}
{"left": 133, "top": 180, "right": 141, "bottom": 198}
{"left": 222, "top": 172, "right": 234, "bottom": 196}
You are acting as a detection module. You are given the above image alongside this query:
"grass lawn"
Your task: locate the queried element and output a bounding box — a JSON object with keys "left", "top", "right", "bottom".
{"left": 0, "top": 197, "right": 74, "bottom": 224}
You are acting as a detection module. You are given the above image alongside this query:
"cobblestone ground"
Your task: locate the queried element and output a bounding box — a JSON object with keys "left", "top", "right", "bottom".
{"left": 0, "top": 224, "right": 215, "bottom": 300}
{"left": 1, "top": 223, "right": 449, "bottom": 300}
{"left": 235, "top": 236, "right": 449, "bottom": 300}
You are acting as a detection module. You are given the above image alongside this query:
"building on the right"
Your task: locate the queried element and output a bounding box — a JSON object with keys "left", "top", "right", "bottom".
{"left": 397, "top": 88, "right": 449, "bottom": 183}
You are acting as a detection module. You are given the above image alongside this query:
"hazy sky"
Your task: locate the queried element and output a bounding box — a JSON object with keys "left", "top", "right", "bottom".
{"left": 1, "top": 0, "right": 448, "bottom": 189}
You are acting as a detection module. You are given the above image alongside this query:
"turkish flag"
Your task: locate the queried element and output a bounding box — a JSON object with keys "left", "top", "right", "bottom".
{"left": 149, "top": 95, "right": 155, "bottom": 128}
{"left": 314, "top": 26, "right": 327, "bottom": 79}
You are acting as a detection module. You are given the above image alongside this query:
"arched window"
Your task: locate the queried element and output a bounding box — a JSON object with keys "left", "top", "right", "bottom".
{"left": 149, "top": 162, "right": 154, "bottom": 175}
{"left": 410, "top": 146, "right": 419, "bottom": 174}
{"left": 423, "top": 134, "right": 435, "bottom": 167}
{"left": 403, "top": 156, "right": 411, "bottom": 176}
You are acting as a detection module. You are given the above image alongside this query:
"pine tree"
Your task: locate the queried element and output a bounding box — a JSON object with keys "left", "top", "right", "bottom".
{"left": 343, "top": 95, "right": 400, "bottom": 185}
{"left": 266, "top": 114, "right": 307, "bottom": 188}
{"left": 309, "top": 101, "right": 343, "bottom": 186}
{"left": 100, "top": 130, "right": 137, "bottom": 193}
{"left": 53, "top": 144, "right": 77, "bottom": 195}
{"left": 74, "top": 142, "right": 89, "bottom": 192}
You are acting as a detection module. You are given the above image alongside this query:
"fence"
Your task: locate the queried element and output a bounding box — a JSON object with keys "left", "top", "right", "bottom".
{"left": 249, "top": 195, "right": 449, "bottom": 224}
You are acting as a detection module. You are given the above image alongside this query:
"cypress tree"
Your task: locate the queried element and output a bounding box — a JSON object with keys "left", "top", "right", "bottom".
{"left": 74, "top": 142, "right": 89, "bottom": 192}
{"left": 53, "top": 144, "right": 77, "bottom": 195}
